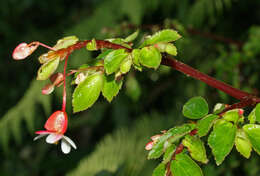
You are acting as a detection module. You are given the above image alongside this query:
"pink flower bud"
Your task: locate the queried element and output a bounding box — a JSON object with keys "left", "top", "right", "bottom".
{"left": 238, "top": 109, "right": 244, "bottom": 116}
{"left": 50, "top": 73, "right": 64, "bottom": 87}
{"left": 12, "top": 42, "right": 39, "bottom": 60}
{"left": 145, "top": 141, "right": 154, "bottom": 150}
{"left": 42, "top": 84, "right": 54, "bottom": 95}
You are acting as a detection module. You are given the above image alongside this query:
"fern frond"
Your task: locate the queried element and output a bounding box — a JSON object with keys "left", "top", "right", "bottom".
{"left": 188, "top": 0, "right": 234, "bottom": 27}
{"left": 68, "top": 114, "right": 174, "bottom": 176}
{"left": 0, "top": 80, "right": 51, "bottom": 151}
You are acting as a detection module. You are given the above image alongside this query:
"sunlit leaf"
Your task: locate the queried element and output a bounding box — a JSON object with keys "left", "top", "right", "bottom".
{"left": 163, "top": 144, "right": 176, "bottom": 164}
{"left": 140, "top": 29, "right": 181, "bottom": 47}
{"left": 208, "top": 119, "right": 236, "bottom": 165}
{"left": 197, "top": 114, "right": 218, "bottom": 137}
{"left": 182, "top": 135, "right": 208, "bottom": 163}
{"left": 104, "top": 49, "right": 128, "bottom": 74}
{"left": 37, "top": 58, "right": 60, "bottom": 80}
{"left": 124, "top": 30, "right": 139, "bottom": 43}
{"left": 152, "top": 163, "right": 166, "bottom": 176}
{"left": 120, "top": 55, "right": 132, "bottom": 74}
{"left": 235, "top": 128, "right": 252, "bottom": 158}
{"left": 53, "top": 36, "right": 79, "bottom": 50}
{"left": 139, "top": 46, "right": 161, "bottom": 69}
{"left": 243, "top": 124, "right": 260, "bottom": 155}
{"left": 148, "top": 124, "right": 196, "bottom": 159}
{"left": 170, "top": 153, "right": 203, "bottom": 176}
{"left": 86, "top": 39, "right": 97, "bottom": 51}
{"left": 72, "top": 73, "right": 104, "bottom": 112}
{"left": 102, "top": 74, "right": 123, "bottom": 102}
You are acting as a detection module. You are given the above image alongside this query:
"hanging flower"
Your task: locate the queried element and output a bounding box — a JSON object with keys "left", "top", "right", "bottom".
{"left": 34, "top": 110, "right": 77, "bottom": 154}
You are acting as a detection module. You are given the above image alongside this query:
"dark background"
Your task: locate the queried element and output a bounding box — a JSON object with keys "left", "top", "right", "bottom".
{"left": 1, "top": 0, "right": 260, "bottom": 175}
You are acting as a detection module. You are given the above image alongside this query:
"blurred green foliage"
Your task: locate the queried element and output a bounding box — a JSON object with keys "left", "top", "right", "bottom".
{"left": 1, "top": 0, "right": 260, "bottom": 175}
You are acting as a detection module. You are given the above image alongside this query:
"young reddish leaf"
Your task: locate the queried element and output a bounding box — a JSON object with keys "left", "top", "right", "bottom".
{"left": 208, "top": 119, "right": 236, "bottom": 165}
{"left": 182, "top": 96, "right": 209, "bottom": 119}
{"left": 139, "top": 46, "right": 161, "bottom": 69}
{"left": 104, "top": 49, "right": 128, "bottom": 74}
{"left": 182, "top": 135, "right": 208, "bottom": 164}
{"left": 170, "top": 153, "right": 203, "bottom": 176}
{"left": 50, "top": 73, "right": 64, "bottom": 86}
{"left": 243, "top": 124, "right": 260, "bottom": 155}
{"left": 235, "top": 128, "right": 252, "bottom": 158}
{"left": 72, "top": 73, "right": 104, "bottom": 112}
{"left": 42, "top": 84, "right": 54, "bottom": 95}
{"left": 102, "top": 74, "right": 123, "bottom": 102}
{"left": 152, "top": 163, "right": 166, "bottom": 176}
{"left": 197, "top": 114, "right": 218, "bottom": 137}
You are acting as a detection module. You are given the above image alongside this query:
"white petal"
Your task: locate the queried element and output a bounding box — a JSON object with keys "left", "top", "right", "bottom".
{"left": 46, "top": 133, "right": 63, "bottom": 144}
{"left": 63, "top": 136, "right": 77, "bottom": 149}
{"left": 33, "top": 134, "right": 48, "bottom": 141}
{"left": 61, "top": 139, "right": 71, "bottom": 154}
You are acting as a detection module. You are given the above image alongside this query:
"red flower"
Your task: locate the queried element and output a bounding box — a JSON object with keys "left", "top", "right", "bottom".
{"left": 34, "top": 111, "right": 76, "bottom": 154}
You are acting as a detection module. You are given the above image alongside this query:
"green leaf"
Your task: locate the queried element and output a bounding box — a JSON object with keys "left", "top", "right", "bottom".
{"left": 182, "top": 135, "right": 208, "bottom": 163}
{"left": 120, "top": 55, "right": 132, "bottom": 74}
{"left": 163, "top": 145, "right": 176, "bottom": 164}
{"left": 53, "top": 36, "right": 79, "bottom": 50}
{"left": 124, "top": 30, "right": 139, "bottom": 43}
{"left": 208, "top": 119, "right": 236, "bottom": 165}
{"left": 249, "top": 103, "right": 260, "bottom": 124}
{"left": 197, "top": 114, "right": 218, "bottom": 137}
{"left": 140, "top": 29, "right": 181, "bottom": 47}
{"left": 148, "top": 124, "right": 196, "bottom": 159}
{"left": 102, "top": 74, "right": 123, "bottom": 102}
{"left": 37, "top": 58, "right": 60, "bottom": 80}
{"left": 104, "top": 49, "right": 128, "bottom": 74}
{"left": 139, "top": 46, "right": 161, "bottom": 69}
{"left": 248, "top": 108, "right": 256, "bottom": 124}
{"left": 86, "top": 39, "right": 97, "bottom": 51}
{"left": 235, "top": 128, "right": 252, "bottom": 158}
{"left": 72, "top": 73, "right": 104, "bottom": 112}
{"left": 165, "top": 43, "right": 177, "bottom": 56}
{"left": 223, "top": 109, "right": 240, "bottom": 123}
{"left": 183, "top": 97, "right": 209, "bottom": 119}
{"left": 170, "top": 153, "right": 203, "bottom": 176}
{"left": 152, "top": 163, "right": 166, "bottom": 176}
{"left": 97, "top": 49, "right": 113, "bottom": 59}
{"left": 132, "top": 49, "right": 142, "bottom": 71}
{"left": 243, "top": 124, "right": 260, "bottom": 155}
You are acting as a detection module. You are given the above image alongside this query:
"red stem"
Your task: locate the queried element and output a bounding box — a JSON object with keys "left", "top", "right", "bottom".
{"left": 161, "top": 56, "right": 251, "bottom": 100}
{"left": 55, "top": 39, "right": 260, "bottom": 110}
{"left": 62, "top": 54, "right": 70, "bottom": 112}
